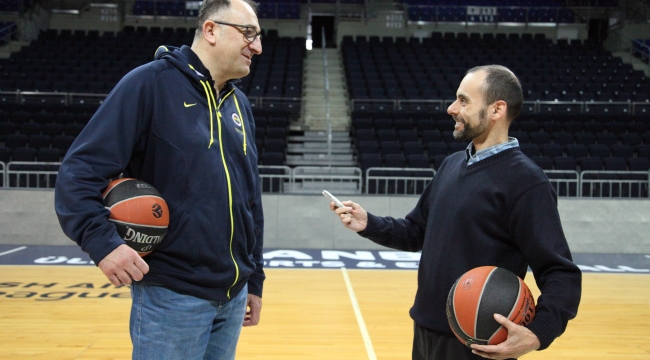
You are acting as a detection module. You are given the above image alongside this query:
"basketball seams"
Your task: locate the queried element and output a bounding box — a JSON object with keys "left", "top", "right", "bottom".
{"left": 474, "top": 267, "right": 495, "bottom": 341}
{"left": 487, "top": 278, "right": 522, "bottom": 345}
{"left": 108, "top": 219, "right": 169, "bottom": 229}
{"left": 105, "top": 195, "right": 166, "bottom": 210}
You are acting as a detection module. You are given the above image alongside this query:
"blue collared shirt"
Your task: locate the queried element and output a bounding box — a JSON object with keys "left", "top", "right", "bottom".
{"left": 465, "top": 137, "right": 520, "bottom": 165}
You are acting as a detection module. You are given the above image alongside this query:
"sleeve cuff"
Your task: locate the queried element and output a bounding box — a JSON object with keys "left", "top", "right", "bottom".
{"left": 526, "top": 315, "right": 556, "bottom": 350}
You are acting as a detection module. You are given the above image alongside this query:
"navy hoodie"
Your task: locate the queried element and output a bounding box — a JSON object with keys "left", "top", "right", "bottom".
{"left": 55, "top": 45, "right": 265, "bottom": 301}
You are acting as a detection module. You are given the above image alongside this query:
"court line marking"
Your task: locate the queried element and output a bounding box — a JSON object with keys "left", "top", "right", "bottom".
{"left": 0, "top": 246, "right": 27, "bottom": 257}
{"left": 341, "top": 267, "right": 377, "bottom": 360}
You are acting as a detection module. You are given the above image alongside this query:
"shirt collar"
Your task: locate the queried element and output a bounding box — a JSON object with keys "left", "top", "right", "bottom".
{"left": 466, "top": 137, "right": 519, "bottom": 165}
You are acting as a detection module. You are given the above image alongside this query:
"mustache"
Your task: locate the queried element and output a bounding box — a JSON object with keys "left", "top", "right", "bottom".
{"left": 452, "top": 115, "right": 464, "bottom": 123}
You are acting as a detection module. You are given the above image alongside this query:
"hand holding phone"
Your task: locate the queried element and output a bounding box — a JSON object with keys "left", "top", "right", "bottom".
{"left": 322, "top": 190, "right": 345, "bottom": 209}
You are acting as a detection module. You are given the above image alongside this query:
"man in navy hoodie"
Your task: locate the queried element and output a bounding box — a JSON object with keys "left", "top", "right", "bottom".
{"left": 330, "top": 65, "right": 581, "bottom": 360}
{"left": 54, "top": 0, "right": 264, "bottom": 358}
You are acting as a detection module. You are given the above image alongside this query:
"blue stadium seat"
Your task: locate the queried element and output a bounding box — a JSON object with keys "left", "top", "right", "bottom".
{"left": 554, "top": 156, "right": 577, "bottom": 171}
{"left": 407, "top": 154, "right": 429, "bottom": 168}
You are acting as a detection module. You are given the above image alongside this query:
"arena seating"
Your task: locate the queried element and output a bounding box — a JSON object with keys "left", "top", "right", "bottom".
{"left": 343, "top": 33, "right": 649, "bottom": 102}
{"left": 350, "top": 107, "right": 650, "bottom": 173}
{"left": 0, "top": 26, "right": 303, "bottom": 166}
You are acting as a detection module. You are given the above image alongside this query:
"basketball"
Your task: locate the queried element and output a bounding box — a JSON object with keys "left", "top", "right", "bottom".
{"left": 446, "top": 266, "right": 536, "bottom": 347}
{"left": 102, "top": 178, "right": 169, "bottom": 256}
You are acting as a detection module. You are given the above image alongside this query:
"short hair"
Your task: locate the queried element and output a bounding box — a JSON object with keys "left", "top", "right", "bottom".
{"left": 466, "top": 65, "right": 523, "bottom": 122}
{"left": 195, "top": 0, "right": 259, "bottom": 39}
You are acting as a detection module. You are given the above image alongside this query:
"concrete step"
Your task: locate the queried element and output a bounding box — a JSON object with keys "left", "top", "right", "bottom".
{"left": 283, "top": 181, "right": 361, "bottom": 195}
{"left": 288, "top": 130, "right": 351, "bottom": 142}
{"left": 287, "top": 145, "right": 353, "bottom": 154}
{"left": 290, "top": 153, "right": 354, "bottom": 161}
{"left": 285, "top": 158, "right": 358, "bottom": 167}
{"left": 288, "top": 141, "right": 352, "bottom": 149}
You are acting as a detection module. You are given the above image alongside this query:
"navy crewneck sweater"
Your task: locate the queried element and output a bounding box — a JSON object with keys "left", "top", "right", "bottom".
{"left": 359, "top": 147, "right": 581, "bottom": 350}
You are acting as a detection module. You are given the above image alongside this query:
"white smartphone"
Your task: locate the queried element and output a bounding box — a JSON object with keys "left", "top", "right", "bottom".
{"left": 322, "top": 190, "right": 344, "bottom": 209}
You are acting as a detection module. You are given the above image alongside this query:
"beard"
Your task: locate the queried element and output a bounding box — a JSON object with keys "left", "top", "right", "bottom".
{"left": 453, "top": 106, "right": 489, "bottom": 142}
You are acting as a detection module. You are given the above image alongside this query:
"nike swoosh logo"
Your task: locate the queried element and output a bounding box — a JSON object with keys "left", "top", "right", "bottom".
{"left": 184, "top": 102, "right": 197, "bottom": 107}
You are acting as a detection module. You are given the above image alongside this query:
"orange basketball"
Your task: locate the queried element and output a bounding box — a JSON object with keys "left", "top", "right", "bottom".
{"left": 446, "top": 266, "right": 536, "bottom": 347}
{"left": 102, "top": 178, "right": 169, "bottom": 256}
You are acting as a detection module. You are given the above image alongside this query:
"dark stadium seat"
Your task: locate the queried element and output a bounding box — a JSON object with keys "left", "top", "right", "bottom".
{"left": 357, "top": 140, "right": 380, "bottom": 155}
{"left": 384, "top": 154, "right": 406, "bottom": 168}
{"left": 553, "top": 157, "right": 577, "bottom": 171}
{"left": 565, "top": 144, "right": 588, "bottom": 159}
{"left": 588, "top": 144, "right": 611, "bottom": 159}
{"left": 603, "top": 157, "right": 627, "bottom": 171}
{"left": 37, "top": 148, "right": 61, "bottom": 162}
{"left": 407, "top": 154, "right": 430, "bottom": 168}
{"left": 628, "top": 157, "right": 650, "bottom": 171}
{"left": 359, "top": 153, "right": 382, "bottom": 170}
{"left": 11, "top": 147, "right": 37, "bottom": 162}
{"left": 0, "top": 147, "right": 11, "bottom": 163}
{"left": 611, "top": 144, "right": 634, "bottom": 159}
{"left": 402, "top": 141, "right": 424, "bottom": 156}
{"left": 519, "top": 143, "right": 541, "bottom": 157}
{"left": 541, "top": 143, "right": 564, "bottom": 158}
{"left": 531, "top": 156, "right": 553, "bottom": 170}
{"left": 578, "top": 157, "right": 603, "bottom": 171}
{"left": 380, "top": 141, "right": 402, "bottom": 155}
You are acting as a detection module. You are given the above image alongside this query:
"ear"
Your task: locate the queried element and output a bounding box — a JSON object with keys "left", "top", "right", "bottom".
{"left": 202, "top": 20, "right": 218, "bottom": 45}
{"left": 491, "top": 100, "right": 508, "bottom": 121}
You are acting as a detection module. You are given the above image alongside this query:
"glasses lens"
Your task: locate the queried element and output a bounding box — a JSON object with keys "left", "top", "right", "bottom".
{"left": 245, "top": 28, "right": 257, "bottom": 42}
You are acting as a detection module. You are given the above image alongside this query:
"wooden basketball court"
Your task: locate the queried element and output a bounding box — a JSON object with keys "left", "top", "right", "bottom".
{"left": 0, "top": 266, "right": 649, "bottom": 359}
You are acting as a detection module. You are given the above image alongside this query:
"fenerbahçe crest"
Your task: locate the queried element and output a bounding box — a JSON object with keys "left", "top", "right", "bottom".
{"left": 231, "top": 113, "right": 242, "bottom": 127}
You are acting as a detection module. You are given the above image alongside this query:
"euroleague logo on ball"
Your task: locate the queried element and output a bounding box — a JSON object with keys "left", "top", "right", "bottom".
{"left": 152, "top": 203, "right": 163, "bottom": 218}
{"left": 461, "top": 276, "right": 474, "bottom": 290}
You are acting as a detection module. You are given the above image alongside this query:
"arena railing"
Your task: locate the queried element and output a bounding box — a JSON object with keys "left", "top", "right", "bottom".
{"left": 0, "top": 91, "right": 302, "bottom": 117}
{"left": 545, "top": 170, "right": 580, "bottom": 198}
{"left": 1, "top": 165, "right": 649, "bottom": 198}
{"left": 5, "top": 162, "right": 60, "bottom": 189}
{"left": 259, "top": 165, "right": 292, "bottom": 193}
{"left": 580, "top": 170, "right": 650, "bottom": 198}
{"left": 350, "top": 99, "right": 650, "bottom": 115}
{"left": 365, "top": 167, "right": 435, "bottom": 195}
{"left": 289, "top": 166, "right": 363, "bottom": 194}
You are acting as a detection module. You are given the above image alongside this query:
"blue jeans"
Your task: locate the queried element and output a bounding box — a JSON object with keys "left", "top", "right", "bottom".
{"left": 130, "top": 282, "right": 248, "bottom": 360}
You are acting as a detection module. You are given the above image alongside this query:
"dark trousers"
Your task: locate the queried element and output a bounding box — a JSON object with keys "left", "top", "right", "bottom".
{"left": 412, "top": 322, "right": 517, "bottom": 360}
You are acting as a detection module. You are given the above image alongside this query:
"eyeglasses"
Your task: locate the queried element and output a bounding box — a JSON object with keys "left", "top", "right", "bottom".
{"left": 211, "top": 20, "right": 261, "bottom": 43}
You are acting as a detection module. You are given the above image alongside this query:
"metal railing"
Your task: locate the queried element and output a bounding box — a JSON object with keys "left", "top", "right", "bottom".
{"left": 5, "top": 162, "right": 60, "bottom": 189}
{"left": 350, "top": 99, "right": 650, "bottom": 115}
{"left": 0, "top": 91, "right": 302, "bottom": 116}
{"left": 259, "top": 165, "right": 292, "bottom": 193}
{"left": 365, "top": 167, "right": 435, "bottom": 195}
{"left": 291, "top": 166, "right": 363, "bottom": 194}
{"left": 545, "top": 170, "right": 580, "bottom": 197}
{"left": 2, "top": 162, "right": 649, "bottom": 198}
{"left": 580, "top": 170, "right": 650, "bottom": 198}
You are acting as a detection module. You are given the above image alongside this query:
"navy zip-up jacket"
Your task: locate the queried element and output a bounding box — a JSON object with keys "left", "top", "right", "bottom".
{"left": 55, "top": 45, "right": 265, "bottom": 301}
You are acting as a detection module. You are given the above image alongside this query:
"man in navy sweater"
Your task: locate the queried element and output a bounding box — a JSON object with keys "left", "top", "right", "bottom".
{"left": 332, "top": 65, "right": 581, "bottom": 359}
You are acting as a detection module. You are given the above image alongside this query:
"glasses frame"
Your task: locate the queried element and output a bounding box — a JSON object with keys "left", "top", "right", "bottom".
{"left": 211, "top": 20, "right": 261, "bottom": 43}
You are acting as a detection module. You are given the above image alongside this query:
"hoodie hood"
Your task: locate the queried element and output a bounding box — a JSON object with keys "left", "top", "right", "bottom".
{"left": 154, "top": 45, "right": 214, "bottom": 92}
{"left": 154, "top": 45, "right": 241, "bottom": 92}
{"left": 152, "top": 45, "right": 248, "bottom": 151}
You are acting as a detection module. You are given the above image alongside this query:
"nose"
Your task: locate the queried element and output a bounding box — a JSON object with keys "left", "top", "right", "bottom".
{"left": 249, "top": 37, "right": 262, "bottom": 55}
{"left": 448, "top": 99, "right": 458, "bottom": 115}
